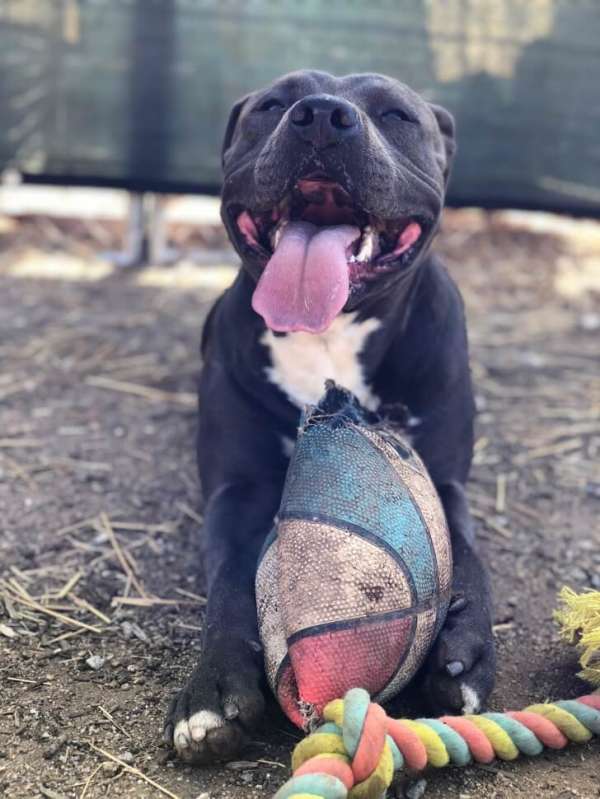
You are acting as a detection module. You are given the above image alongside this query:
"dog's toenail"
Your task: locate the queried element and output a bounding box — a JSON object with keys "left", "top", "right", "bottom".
{"left": 224, "top": 702, "right": 239, "bottom": 720}
{"left": 175, "top": 732, "right": 189, "bottom": 749}
{"left": 449, "top": 595, "right": 468, "bottom": 614}
{"left": 446, "top": 660, "right": 465, "bottom": 677}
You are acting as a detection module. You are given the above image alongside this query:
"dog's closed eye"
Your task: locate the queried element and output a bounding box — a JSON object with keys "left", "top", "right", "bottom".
{"left": 256, "top": 97, "right": 286, "bottom": 112}
{"left": 381, "top": 108, "right": 418, "bottom": 124}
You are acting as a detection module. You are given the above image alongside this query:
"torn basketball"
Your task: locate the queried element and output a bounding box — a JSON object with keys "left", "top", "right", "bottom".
{"left": 255, "top": 383, "right": 452, "bottom": 729}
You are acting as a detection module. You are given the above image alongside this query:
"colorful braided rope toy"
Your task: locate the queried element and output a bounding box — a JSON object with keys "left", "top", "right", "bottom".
{"left": 272, "top": 588, "right": 600, "bottom": 799}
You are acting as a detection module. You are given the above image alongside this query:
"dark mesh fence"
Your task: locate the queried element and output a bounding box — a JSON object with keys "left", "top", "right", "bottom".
{"left": 1, "top": 0, "right": 599, "bottom": 215}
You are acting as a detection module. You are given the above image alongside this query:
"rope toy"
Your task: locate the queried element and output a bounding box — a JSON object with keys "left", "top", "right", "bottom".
{"left": 272, "top": 588, "right": 600, "bottom": 798}
{"left": 273, "top": 688, "right": 600, "bottom": 799}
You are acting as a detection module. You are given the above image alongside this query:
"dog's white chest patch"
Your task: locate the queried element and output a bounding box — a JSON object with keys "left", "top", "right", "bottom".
{"left": 261, "top": 313, "right": 381, "bottom": 410}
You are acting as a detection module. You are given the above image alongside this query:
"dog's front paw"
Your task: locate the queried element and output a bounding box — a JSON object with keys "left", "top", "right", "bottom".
{"left": 164, "top": 648, "right": 265, "bottom": 764}
{"left": 421, "top": 594, "right": 496, "bottom": 715}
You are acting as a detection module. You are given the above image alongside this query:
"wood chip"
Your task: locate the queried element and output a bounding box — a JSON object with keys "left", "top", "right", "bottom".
{"left": 3, "top": 589, "right": 103, "bottom": 634}
{"left": 54, "top": 518, "right": 97, "bottom": 537}
{"left": 69, "top": 594, "right": 112, "bottom": 625}
{"left": 88, "top": 744, "right": 181, "bottom": 799}
{"left": 39, "top": 786, "right": 69, "bottom": 799}
{"left": 512, "top": 501, "right": 544, "bottom": 523}
{"left": 111, "top": 519, "right": 178, "bottom": 534}
{"left": 176, "top": 501, "right": 203, "bottom": 525}
{"left": 0, "top": 454, "right": 38, "bottom": 490}
{"left": 97, "top": 705, "right": 131, "bottom": 738}
{"left": 471, "top": 508, "right": 513, "bottom": 539}
{"left": 7, "top": 577, "right": 34, "bottom": 601}
{"left": 493, "top": 622, "right": 515, "bottom": 633}
{"left": 174, "top": 587, "right": 207, "bottom": 603}
{"left": 53, "top": 571, "right": 84, "bottom": 599}
{"left": 474, "top": 436, "right": 489, "bottom": 452}
{"left": 513, "top": 437, "right": 583, "bottom": 464}
{"left": 46, "top": 628, "right": 88, "bottom": 645}
{"left": 111, "top": 596, "right": 200, "bottom": 608}
{"left": 0, "top": 438, "right": 42, "bottom": 448}
{"left": 79, "top": 763, "right": 103, "bottom": 799}
{"left": 226, "top": 760, "right": 259, "bottom": 771}
{"left": 85, "top": 375, "right": 196, "bottom": 407}
{"left": 495, "top": 473, "right": 507, "bottom": 513}
{"left": 0, "top": 623, "right": 17, "bottom": 639}
{"left": 98, "top": 512, "right": 147, "bottom": 598}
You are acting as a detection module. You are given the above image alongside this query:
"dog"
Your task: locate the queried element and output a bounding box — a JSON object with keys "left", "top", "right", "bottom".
{"left": 164, "top": 70, "right": 496, "bottom": 763}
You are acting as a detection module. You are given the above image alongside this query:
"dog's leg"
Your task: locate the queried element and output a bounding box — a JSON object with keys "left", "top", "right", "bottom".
{"left": 421, "top": 481, "right": 496, "bottom": 714}
{"left": 164, "top": 479, "right": 282, "bottom": 762}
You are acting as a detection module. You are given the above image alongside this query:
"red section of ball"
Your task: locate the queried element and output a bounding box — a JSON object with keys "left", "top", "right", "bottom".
{"left": 277, "top": 617, "right": 413, "bottom": 727}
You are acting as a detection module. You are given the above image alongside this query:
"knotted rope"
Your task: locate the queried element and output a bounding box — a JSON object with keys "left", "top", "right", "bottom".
{"left": 273, "top": 687, "right": 600, "bottom": 799}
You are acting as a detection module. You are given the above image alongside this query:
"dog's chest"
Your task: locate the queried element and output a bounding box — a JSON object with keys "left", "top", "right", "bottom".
{"left": 261, "top": 313, "right": 381, "bottom": 410}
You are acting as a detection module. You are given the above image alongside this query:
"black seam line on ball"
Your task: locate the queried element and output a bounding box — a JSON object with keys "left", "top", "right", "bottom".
{"left": 277, "top": 510, "right": 419, "bottom": 601}
{"left": 284, "top": 593, "right": 452, "bottom": 649}
{"left": 273, "top": 615, "right": 420, "bottom": 701}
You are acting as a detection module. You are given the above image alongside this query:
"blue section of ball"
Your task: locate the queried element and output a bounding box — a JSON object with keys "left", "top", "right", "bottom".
{"left": 280, "top": 422, "right": 436, "bottom": 604}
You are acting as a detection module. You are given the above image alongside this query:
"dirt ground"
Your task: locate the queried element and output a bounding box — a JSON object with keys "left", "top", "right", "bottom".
{"left": 0, "top": 207, "right": 599, "bottom": 799}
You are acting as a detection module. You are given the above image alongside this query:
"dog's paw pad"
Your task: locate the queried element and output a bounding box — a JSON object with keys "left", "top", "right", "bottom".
{"left": 164, "top": 661, "right": 266, "bottom": 764}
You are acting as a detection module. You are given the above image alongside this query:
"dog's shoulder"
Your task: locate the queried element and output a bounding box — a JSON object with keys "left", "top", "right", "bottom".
{"left": 407, "top": 254, "right": 468, "bottom": 356}
{"left": 376, "top": 254, "right": 471, "bottom": 395}
{"left": 200, "top": 270, "right": 262, "bottom": 360}
{"left": 415, "top": 253, "right": 466, "bottom": 327}
{"left": 200, "top": 294, "right": 224, "bottom": 359}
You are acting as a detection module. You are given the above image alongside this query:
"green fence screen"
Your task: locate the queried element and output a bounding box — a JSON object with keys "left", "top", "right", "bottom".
{"left": 1, "top": 0, "right": 599, "bottom": 215}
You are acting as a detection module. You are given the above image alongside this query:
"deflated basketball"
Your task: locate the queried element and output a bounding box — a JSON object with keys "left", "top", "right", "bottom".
{"left": 255, "top": 384, "right": 452, "bottom": 729}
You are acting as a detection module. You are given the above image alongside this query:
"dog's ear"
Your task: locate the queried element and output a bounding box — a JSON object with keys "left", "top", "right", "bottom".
{"left": 429, "top": 103, "right": 456, "bottom": 184}
{"left": 221, "top": 94, "right": 252, "bottom": 168}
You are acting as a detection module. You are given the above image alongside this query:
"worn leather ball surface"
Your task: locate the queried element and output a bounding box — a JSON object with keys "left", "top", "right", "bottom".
{"left": 256, "top": 386, "right": 452, "bottom": 729}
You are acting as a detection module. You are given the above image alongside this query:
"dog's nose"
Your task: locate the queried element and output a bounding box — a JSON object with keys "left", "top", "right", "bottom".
{"left": 290, "top": 95, "right": 359, "bottom": 149}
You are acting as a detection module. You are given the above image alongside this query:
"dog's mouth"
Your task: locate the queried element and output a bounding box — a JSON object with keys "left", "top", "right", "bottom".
{"left": 231, "top": 176, "right": 426, "bottom": 334}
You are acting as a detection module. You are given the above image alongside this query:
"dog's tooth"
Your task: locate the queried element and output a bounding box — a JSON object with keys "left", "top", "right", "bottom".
{"left": 273, "top": 223, "right": 285, "bottom": 248}
{"left": 271, "top": 219, "right": 288, "bottom": 249}
{"left": 356, "top": 226, "right": 376, "bottom": 262}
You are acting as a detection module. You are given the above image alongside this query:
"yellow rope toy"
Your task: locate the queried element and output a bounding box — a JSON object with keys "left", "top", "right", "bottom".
{"left": 272, "top": 588, "right": 600, "bottom": 799}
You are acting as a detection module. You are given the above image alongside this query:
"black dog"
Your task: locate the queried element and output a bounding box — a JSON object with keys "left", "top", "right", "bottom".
{"left": 164, "top": 70, "right": 495, "bottom": 763}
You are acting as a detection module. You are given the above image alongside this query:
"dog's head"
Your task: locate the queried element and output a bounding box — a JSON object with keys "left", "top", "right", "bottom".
{"left": 220, "top": 70, "right": 455, "bottom": 333}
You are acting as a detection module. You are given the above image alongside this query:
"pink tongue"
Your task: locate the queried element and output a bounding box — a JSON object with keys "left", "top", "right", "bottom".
{"left": 252, "top": 222, "right": 359, "bottom": 334}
